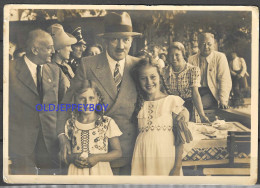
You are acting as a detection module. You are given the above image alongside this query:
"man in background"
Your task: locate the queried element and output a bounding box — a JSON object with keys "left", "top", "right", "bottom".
{"left": 189, "top": 32, "right": 232, "bottom": 109}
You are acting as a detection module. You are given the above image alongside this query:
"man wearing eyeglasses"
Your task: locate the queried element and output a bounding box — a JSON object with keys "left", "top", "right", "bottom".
{"left": 188, "top": 32, "right": 232, "bottom": 109}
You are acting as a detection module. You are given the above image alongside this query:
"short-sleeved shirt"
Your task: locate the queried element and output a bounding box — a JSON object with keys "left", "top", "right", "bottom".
{"left": 65, "top": 115, "right": 122, "bottom": 156}
{"left": 163, "top": 63, "right": 201, "bottom": 99}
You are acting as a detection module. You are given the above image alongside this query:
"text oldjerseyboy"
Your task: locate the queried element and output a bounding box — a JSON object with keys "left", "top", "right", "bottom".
{"left": 35, "top": 104, "right": 109, "bottom": 112}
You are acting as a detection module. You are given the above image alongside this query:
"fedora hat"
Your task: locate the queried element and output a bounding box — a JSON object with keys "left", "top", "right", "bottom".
{"left": 97, "top": 12, "right": 142, "bottom": 38}
{"left": 47, "top": 23, "right": 77, "bottom": 50}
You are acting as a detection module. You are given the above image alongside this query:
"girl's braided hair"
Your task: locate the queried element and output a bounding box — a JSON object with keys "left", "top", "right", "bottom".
{"left": 131, "top": 57, "right": 172, "bottom": 124}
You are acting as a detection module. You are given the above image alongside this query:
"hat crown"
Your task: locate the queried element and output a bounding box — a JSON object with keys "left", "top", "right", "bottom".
{"left": 105, "top": 12, "right": 132, "bottom": 28}
{"left": 72, "top": 27, "right": 86, "bottom": 44}
{"left": 97, "top": 11, "right": 141, "bottom": 37}
{"left": 47, "top": 24, "right": 77, "bottom": 50}
{"left": 47, "top": 23, "right": 64, "bottom": 37}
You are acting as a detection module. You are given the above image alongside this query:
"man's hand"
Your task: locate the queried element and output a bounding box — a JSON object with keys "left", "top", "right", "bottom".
{"left": 219, "top": 103, "right": 229, "bottom": 109}
{"left": 58, "top": 134, "right": 71, "bottom": 164}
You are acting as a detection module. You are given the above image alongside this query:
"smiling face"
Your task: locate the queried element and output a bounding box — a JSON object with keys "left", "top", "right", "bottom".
{"left": 199, "top": 35, "right": 214, "bottom": 57}
{"left": 105, "top": 36, "right": 132, "bottom": 61}
{"left": 35, "top": 35, "right": 55, "bottom": 64}
{"left": 168, "top": 48, "right": 185, "bottom": 67}
{"left": 71, "top": 43, "right": 86, "bottom": 59}
{"left": 138, "top": 65, "right": 161, "bottom": 97}
{"left": 75, "top": 88, "right": 99, "bottom": 115}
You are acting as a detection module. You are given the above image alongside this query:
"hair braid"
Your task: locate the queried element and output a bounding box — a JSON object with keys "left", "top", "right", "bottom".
{"left": 159, "top": 72, "right": 172, "bottom": 95}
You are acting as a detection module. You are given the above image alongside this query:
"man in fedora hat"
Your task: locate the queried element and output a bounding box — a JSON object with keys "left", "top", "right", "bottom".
{"left": 57, "top": 11, "right": 141, "bottom": 175}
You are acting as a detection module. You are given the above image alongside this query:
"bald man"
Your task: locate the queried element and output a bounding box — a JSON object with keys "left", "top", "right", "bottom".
{"left": 9, "top": 29, "right": 67, "bottom": 175}
{"left": 188, "top": 33, "right": 232, "bottom": 109}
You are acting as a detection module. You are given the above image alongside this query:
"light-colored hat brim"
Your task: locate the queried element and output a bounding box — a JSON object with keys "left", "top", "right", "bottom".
{"left": 97, "top": 32, "right": 142, "bottom": 38}
{"left": 55, "top": 33, "right": 77, "bottom": 50}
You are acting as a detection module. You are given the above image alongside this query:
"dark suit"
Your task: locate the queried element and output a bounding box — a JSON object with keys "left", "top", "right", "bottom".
{"left": 57, "top": 52, "right": 139, "bottom": 174}
{"left": 9, "top": 56, "right": 67, "bottom": 174}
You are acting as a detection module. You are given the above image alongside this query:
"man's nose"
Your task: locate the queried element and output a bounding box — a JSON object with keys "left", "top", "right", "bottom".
{"left": 116, "top": 39, "right": 124, "bottom": 49}
{"left": 51, "top": 46, "right": 55, "bottom": 54}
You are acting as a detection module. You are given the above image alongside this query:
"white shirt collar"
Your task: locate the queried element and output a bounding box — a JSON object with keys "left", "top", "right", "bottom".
{"left": 205, "top": 51, "right": 214, "bottom": 63}
{"left": 106, "top": 51, "right": 125, "bottom": 76}
{"left": 24, "top": 55, "right": 43, "bottom": 86}
{"left": 199, "top": 51, "right": 214, "bottom": 64}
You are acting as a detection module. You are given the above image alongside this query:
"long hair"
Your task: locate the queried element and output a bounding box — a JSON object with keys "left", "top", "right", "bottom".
{"left": 131, "top": 57, "right": 171, "bottom": 124}
{"left": 72, "top": 79, "right": 106, "bottom": 122}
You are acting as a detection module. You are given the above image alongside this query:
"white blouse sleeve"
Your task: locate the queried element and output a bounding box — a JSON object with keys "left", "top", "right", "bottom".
{"left": 106, "top": 118, "right": 123, "bottom": 138}
{"left": 169, "top": 95, "right": 185, "bottom": 115}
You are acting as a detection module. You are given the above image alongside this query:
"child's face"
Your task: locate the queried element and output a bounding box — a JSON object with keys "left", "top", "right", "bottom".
{"left": 138, "top": 66, "right": 160, "bottom": 96}
{"left": 75, "top": 88, "right": 99, "bottom": 114}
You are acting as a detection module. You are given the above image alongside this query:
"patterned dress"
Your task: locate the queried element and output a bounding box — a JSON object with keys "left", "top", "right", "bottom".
{"left": 65, "top": 115, "right": 122, "bottom": 175}
{"left": 131, "top": 95, "right": 184, "bottom": 175}
{"left": 163, "top": 63, "right": 201, "bottom": 122}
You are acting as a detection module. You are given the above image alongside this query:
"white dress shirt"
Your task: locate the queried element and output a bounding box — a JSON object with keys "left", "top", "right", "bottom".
{"left": 106, "top": 51, "right": 125, "bottom": 77}
{"left": 24, "top": 55, "right": 42, "bottom": 86}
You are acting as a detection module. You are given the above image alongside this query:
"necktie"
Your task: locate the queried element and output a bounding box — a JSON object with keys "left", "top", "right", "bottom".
{"left": 37, "top": 65, "right": 43, "bottom": 103}
{"left": 114, "top": 62, "right": 122, "bottom": 92}
{"left": 57, "top": 64, "right": 73, "bottom": 80}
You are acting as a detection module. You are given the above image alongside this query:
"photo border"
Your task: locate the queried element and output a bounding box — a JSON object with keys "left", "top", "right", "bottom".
{"left": 3, "top": 4, "right": 259, "bottom": 185}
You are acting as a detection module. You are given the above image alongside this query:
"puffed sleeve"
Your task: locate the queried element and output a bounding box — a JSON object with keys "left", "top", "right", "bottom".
{"left": 169, "top": 95, "right": 185, "bottom": 115}
{"left": 106, "top": 118, "right": 123, "bottom": 138}
{"left": 189, "top": 66, "right": 201, "bottom": 88}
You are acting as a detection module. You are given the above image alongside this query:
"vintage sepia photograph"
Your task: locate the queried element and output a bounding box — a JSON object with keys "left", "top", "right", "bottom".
{"left": 3, "top": 5, "right": 258, "bottom": 184}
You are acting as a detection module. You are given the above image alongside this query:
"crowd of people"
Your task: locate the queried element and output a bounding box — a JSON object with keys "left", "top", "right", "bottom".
{"left": 9, "top": 11, "right": 249, "bottom": 176}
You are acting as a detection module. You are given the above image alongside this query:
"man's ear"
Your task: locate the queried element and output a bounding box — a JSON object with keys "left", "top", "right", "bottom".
{"left": 31, "top": 46, "right": 39, "bottom": 55}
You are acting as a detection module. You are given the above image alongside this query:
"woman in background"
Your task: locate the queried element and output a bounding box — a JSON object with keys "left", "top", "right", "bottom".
{"left": 47, "top": 23, "right": 77, "bottom": 88}
{"left": 163, "top": 42, "right": 210, "bottom": 123}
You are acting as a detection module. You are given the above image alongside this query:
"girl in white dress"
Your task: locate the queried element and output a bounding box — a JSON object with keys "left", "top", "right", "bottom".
{"left": 131, "top": 58, "right": 189, "bottom": 176}
{"left": 65, "top": 80, "right": 122, "bottom": 175}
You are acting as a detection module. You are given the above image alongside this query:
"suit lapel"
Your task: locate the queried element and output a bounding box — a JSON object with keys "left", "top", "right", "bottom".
{"left": 16, "top": 58, "right": 38, "bottom": 96}
{"left": 91, "top": 53, "right": 117, "bottom": 100}
{"left": 116, "top": 55, "right": 132, "bottom": 97}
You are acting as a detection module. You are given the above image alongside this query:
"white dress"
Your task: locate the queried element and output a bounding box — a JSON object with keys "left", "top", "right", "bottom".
{"left": 131, "top": 95, "right": 184, "bottom": 175}
{"left": 65, "top": 115, "right": 122, "bottom": 175}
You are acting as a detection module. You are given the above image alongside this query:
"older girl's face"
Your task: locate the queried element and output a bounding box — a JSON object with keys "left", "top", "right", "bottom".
{"left": 169, "top": 48, "right": 184, "bottom": 66}
{"left": 59, "top": 45, "right": 73, "bottom": 60}
{"left": 75, "top": 88, "right": 99, "bottom": 115}
{"left": 138, "top": 66, "right": 161, "bottom": 97}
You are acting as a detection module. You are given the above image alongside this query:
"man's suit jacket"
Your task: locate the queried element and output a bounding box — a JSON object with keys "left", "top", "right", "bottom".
{"left": 9, "top": 56, "right": 67, "bottom": 157}
{"left": 188, "top": 51, "right": 232, "bottom": 105}
{"left": 57, "top": 52, "right": 139, "bottom": 167}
